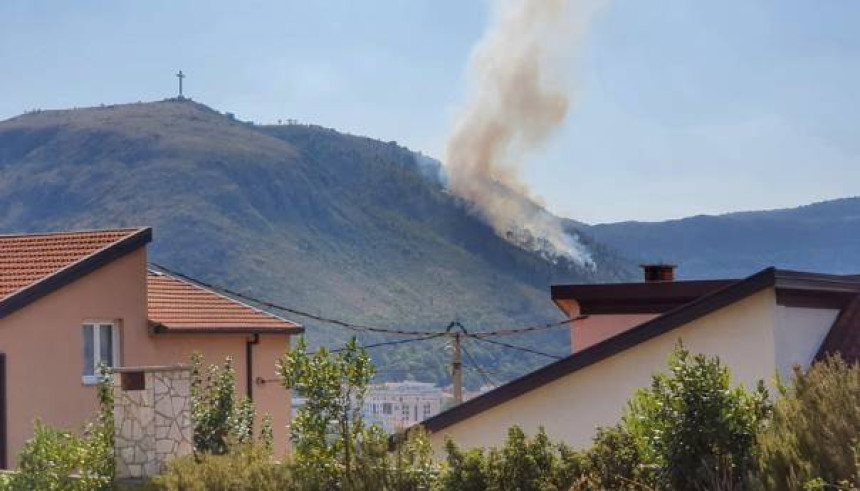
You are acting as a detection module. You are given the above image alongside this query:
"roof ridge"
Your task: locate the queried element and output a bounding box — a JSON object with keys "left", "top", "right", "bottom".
{"left": 0, "top": 227, "right": 147, "bottom": 240}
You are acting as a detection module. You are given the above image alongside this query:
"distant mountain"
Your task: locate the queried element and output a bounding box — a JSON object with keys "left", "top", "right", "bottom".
{"left": 581, "top": 197, "right": 860, "bottom": 278}
{"left": 0, "top": 99, "right": 633, "bottom": 386}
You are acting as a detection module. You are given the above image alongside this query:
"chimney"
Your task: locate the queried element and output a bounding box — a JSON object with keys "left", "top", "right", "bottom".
{"left": 641, "top": 264, "right": 676, "bottom": 283}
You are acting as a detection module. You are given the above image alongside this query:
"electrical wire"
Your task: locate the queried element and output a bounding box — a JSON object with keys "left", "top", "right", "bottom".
{"left": 461, "top": 344, "right": 497, "bottom": 388}
{"left": 150, "top": 262, "right": 586, "bottom": 339}
{"left": 327, "top": 334, "right": 445, "bottom": 353}
{"left": 150, "top": 262, "right": 444, "bottom": 336}
{"left": 467, "top": 315, "right": 588, "bottom": 338}
{"left": 472, "top": 336, "right": 564, "bottom": 360}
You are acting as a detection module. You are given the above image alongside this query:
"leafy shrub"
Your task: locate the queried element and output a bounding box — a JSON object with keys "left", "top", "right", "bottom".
{"left": 755, "top": 355, "right": 860, "bottom": 490}
{"left": 579, "top": 424, "right": 653, "bottom": 490}
{"left": 279, "top": 336, "right": 439, "bottom": 490}
{"left": 620, "top": 343, "right": 770, "bottom": 490}
{"left": 439, "top": 426, "right": 583, "bottom": 491}
{"left": 189, "top": 353, "right": 258, "bottom": 455}
{"left": 7, "top": 420, "right": 113, "bottom": 491}
{"left": 278, "top": 336, "right": 376, "bottom": 488}
{"left": 6, "top": 366, "right": 115, "bottom": 490}
{"left": 151, "top": 444, "right": 293, "bottom": 491}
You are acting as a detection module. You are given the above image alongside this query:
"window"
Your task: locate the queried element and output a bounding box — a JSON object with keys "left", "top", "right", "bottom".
{"left": 382, "top": 403, "right": 392, "bottom": 415}
{"left": 401, "top": 404, "right": 410, "bottom": 418}
{"left": 82, "top": 321, "right": 120, "bottom": 384}
{"left": 423, "top": 403, "right": 433, "bottom": 418}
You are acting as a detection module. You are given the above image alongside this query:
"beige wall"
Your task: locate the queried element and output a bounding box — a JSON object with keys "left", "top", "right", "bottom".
{"left": 429, "top": 289, "right": 780, "bottom": 454}
{"left": 773, "top": 306, "right": 838, "bottom": 378}
{"left": 0, "top": 247, "right": 295, "bottom": 466}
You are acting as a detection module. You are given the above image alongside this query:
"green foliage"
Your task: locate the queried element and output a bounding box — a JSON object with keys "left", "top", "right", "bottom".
{"left": 278, "top": 336, "right": 376, "bottom": 488}
{"left": 259, "top": 415, "right": 274, "bottom": 454}
{"left": 756, "top": 355, "right": 860, "bottom": 490}
{"left": 189, "top": 353, "right": 258, "bottom": 455}
{"left": 6, "top": 366, "right": 115, "bottom": 490}
{"left": 621, "top": 343, "right": 771, "bottom": 490}
{"left": 8, "top": 421, "right": 112, "bottom": 491}
{"left": 0, "top": 100, "right": 637, "bottom": 390}
{"left": 579, "top": 424, "right": 653, "bottom": 490}
{"left": 152, "top": 444, "right": 294, "bottom": 491}
{"left": 278, "top": 336, "right": 439, "bottom": 490}
{"left": 439, "top": 426, "right": 583, "bottom": 491}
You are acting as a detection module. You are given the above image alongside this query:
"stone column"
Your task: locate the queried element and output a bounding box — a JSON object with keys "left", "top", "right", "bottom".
{"left": 112, "top": 366, "right": 193, "bottom": 479}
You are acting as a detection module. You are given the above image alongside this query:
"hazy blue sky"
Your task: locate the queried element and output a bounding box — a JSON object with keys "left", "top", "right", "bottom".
{"left": 2, "top": 1, "right": 858, "bottom": 223}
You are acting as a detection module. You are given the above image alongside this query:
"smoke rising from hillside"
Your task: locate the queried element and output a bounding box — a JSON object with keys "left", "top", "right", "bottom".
{"left": 444, "top": 0, "right": 604, "bottom": 265}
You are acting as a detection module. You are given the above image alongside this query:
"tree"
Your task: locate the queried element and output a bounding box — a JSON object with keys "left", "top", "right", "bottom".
{"left": 189, "top": 353, "right": 257, "bottom": 455}
{"left": 278, "top": 336, "right": 376, "bottom": 488}
{"left": 278, "top": 336, "right": 437, "bottom": 490}
{"left": 622, "top": 343, "right": 770, "bottom": 490}
{"left": 756, "top": 355, "right": 860, "bottom": 490}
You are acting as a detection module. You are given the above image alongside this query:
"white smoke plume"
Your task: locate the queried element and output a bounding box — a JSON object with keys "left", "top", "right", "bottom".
{"left": 444, "top": 0, "right": 605, "bottom": 266}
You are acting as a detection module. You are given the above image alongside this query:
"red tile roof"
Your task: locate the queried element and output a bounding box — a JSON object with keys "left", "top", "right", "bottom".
{"left": 147, "top": 271, "right": 302, "bottom": 334}
{"left": 0, "top": 228, "right": 146, "bottom": 300}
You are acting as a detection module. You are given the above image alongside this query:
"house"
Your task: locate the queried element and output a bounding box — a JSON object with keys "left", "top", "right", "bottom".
{"left": 363, "top": 381, "right": 444, "bottom": 434}
{"left": 420, "top": 265, "right": 860, "bottom": 454}
{"left": 0, "top": 227, "right": 303, "bottom": 468}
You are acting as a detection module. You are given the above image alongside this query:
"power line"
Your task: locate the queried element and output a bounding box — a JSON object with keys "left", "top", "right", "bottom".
{"left": 472, "top": 336, "right": 564, "bottom": 360}
{"left": 150, "top": 262, "right": 586, "bottom": 339}
{"left": 461, "top": 344, "right": 497, "bottom": 388}
{"left": 467, "top": 315, "right": 587, "bottom": 338}
{"left": 329, "top": 334, "right": 444, "bottom": 353}
{"left": 150, "top": 262, "right": 443, "bottom": 336}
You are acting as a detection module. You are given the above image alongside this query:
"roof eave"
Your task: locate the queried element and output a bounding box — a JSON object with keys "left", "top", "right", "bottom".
{"left": 0, "top": 227, "right": 153, "bottom": 320}
{"left": 421, "top": 267, "right": 779, "bottom": 433}
{"left": 150, "top": 322, "right": 304, "bottom": 335}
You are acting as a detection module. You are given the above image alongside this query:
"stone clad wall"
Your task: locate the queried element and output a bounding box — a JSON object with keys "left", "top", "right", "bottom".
{"left": 113, "top": 366, "right": 193, "bottom": 479}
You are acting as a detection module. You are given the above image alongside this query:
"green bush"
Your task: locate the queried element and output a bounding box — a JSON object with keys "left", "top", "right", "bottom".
{"left": 439, "top": 426, "right": 583, "bottom": 491}
{"left": 756, "top": 355, "right": 860, "bottom": 490}
{"left": 6, "top": 421, "right": 110, "bottom": 491}
{"left": 5, "top": 366, "right": 115, "bottom": 491}
{"left": 189, "top": 353, "right": 259, "bottom": 455}
{"left": 579, "top": 424, "right": 653, "bottom": 490}
{"left": 620, "top": 343, "right": 770, "bottom": 490}
{"left": 279, "top": 336, "right": 440, "bottom": 490}
{"left": 152, "top": 444, "right": 293, "bottom": 491}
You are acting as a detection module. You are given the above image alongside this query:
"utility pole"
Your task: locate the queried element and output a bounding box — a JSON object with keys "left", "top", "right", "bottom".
{"left": 446, "top": 321, "right": 467, "bottom": 405}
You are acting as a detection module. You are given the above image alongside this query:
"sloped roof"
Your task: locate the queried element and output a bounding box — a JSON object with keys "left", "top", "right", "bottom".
{"left": 0, "top": 228, "right": 152, "bottom": 318}
{"left": 147, "top": 270, "right": 303, "bottom": 334}
{"left": 551, "top": 279, "right": 737, "bottom": 314}
{"left": 421, "top": 268, "right": 860, "bottom": 434}
{"left": 818, "top": 294, "right": 860, "bottom": 363}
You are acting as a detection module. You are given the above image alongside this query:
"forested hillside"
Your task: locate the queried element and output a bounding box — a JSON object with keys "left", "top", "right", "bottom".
{"left": 0, "top": 99, "right": 634, "bottom": 386}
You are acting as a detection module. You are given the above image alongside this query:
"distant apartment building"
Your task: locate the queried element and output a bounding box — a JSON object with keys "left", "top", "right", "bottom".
{"left": 363, "top": 381, "right": 443, "bottom": 433}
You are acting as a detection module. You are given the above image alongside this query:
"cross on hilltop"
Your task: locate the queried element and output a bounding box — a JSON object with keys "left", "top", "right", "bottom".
{"left": 176, "top": 70, "right": 185, "bottom": 99}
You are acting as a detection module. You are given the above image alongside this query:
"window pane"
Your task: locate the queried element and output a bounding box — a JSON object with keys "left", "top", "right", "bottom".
{"left": 99, "top": 324, "right": 113, "bottom": 368}
{"left": 83, "top": 325, "right": 94, "bottom": 376}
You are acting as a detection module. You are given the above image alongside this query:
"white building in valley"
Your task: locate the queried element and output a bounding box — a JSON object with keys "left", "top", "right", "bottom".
{"left": 363, "top": 381, "right": 444, "bottom": 433}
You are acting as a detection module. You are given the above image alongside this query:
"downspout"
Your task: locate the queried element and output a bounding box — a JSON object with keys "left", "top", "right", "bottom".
{"left": 246, "top": 334, "right": 260, "bottom": 401}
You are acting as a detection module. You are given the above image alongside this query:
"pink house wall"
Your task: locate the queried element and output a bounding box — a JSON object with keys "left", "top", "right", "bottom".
{"left": 0, "top": 247, "right": 295, "bottom": 466}
{"left": 556, "top": 299, "right": 659, "bottom": 353}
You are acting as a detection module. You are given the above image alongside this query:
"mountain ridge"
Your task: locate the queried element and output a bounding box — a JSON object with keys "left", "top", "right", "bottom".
{"left": 582, "top": 197, "right": 860, "bottom": 278}
{"left": 0, "top": 99, "right": 633, "bottom": 386}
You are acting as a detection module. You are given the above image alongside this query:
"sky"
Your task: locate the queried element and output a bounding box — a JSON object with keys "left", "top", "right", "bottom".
{"left": 1, "top": 0, "right": 859, "bottom": 223}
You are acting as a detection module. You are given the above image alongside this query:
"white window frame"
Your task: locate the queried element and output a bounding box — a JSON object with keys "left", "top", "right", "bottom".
{"left": 82, "top": 320, "right": 121, "bottom": 385}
